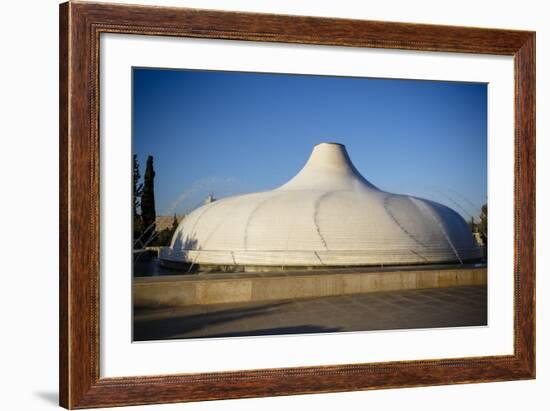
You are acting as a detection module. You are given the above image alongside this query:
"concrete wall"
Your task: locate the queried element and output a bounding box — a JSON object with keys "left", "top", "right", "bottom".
{"left": 134, "top": 266, "right": 487, "bottom": 308}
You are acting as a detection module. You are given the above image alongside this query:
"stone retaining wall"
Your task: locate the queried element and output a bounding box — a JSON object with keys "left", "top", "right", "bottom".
{"left": 134, "top": 266, "right": 487, "bottom": 308}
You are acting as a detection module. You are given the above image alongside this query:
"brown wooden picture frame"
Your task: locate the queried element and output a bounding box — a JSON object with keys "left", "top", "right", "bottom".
{"left": 59, "top": 1, "right": 535, "bottom": 409}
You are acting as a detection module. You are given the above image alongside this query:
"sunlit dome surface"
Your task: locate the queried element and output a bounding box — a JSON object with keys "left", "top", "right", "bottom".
{"left": 160, "top": 143, "right": 481, "bottom": 268}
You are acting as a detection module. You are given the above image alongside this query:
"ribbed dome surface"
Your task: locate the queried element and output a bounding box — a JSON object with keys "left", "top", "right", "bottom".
{"left": 161, "top": 143, "right": 481, "bottom": 267}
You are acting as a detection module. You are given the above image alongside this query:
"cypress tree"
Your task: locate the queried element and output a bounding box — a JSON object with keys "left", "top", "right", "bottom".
{"left": 478, "top": 204, "right": 488, "bottom": 245}
{"left": 132, "top": 154, "right": 143, "bottom": 244}
{"left": 141, "top": 155, "right": 157, "bottom": 241}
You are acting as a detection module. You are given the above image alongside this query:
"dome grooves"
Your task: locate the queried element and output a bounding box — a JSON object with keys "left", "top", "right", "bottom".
{"left": 163, "top": 143, "right": 481, "bottom": 268}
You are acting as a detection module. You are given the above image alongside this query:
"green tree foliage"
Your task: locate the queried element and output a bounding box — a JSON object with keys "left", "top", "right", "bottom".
{"left": 468, "top": 216, "right": 476, "bottom": 233}
{"left": 171, "top": 213, "right": 179, "bottom": 232}
{"left": 132, "top": 154, "right": 144, "bottom": 243}
{"left": 141, "top": 155, "right": 157, "bottom": 242}
{"left": 478, "top": 203, "right": 487, "bottom": 245}
{"left": 154, "top": 229, "right": 171, "bottom": 246}
{"left": 152, "top": 214, "right": 179, "bottom": 246}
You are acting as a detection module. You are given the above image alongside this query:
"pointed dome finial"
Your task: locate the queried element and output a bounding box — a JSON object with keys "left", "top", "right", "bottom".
{"left": 278, "top": 142, "right": 377, "bottom": 191}
{"left": 308, "top": 142, "right": 353, "bottom": 172}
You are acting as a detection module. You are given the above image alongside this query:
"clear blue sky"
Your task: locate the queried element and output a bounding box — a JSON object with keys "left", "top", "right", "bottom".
{"left": 133, "top": 68, "right": 487, "bottom": 221}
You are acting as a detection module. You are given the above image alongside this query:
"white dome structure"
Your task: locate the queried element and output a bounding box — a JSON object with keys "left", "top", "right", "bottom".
{"left": 160, "top": 143, "right": 481, "bottom": 270}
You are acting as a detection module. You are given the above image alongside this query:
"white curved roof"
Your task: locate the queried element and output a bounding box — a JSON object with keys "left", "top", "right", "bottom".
{"left": 162, "top": 143, "right": 481, "bottom": 267}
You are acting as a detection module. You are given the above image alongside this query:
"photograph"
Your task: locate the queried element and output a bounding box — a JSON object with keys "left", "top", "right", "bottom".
{"left": 1, "top": 0, "right": 542, "bottom": 409}
{"left": 132, "top": 68, "right": 488, "bottom": 341}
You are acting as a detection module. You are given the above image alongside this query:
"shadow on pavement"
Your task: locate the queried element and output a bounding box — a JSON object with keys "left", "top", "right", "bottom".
{"left": 133, "top": 286, "right": 487, "bottom": 341}
{"left": 200, "top": 325, "right": 342, "bottom": 338}
{"left": 134, "top": 301, "right": 291, "bottom": 341}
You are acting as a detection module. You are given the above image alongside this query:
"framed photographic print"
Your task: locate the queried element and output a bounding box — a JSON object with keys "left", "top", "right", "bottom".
{"left": 59, "top": 1, "right": 535, "bottom": 409}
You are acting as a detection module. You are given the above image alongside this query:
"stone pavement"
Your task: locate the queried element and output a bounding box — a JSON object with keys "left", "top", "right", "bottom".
{"left": 133, "top": 285, "right": 487, "bottom": 341}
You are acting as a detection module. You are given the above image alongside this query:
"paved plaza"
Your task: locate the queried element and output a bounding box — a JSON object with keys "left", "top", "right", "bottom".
{"left": 133, "top": 285, "right": 487, "bottom": 341}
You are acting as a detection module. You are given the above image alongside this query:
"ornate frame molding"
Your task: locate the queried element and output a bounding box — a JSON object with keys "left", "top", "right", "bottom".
{"left": 59, "top": 2, "right": 535, "bottom": 408}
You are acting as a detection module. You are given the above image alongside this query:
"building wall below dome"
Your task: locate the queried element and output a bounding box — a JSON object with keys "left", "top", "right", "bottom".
{"left": 159, "top": 246, "right": 482, "bottom": 272}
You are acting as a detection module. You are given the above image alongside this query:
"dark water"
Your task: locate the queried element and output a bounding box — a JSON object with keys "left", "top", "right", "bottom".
{"left": 133, "top": 255, "right": 188, "bottom": 277}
